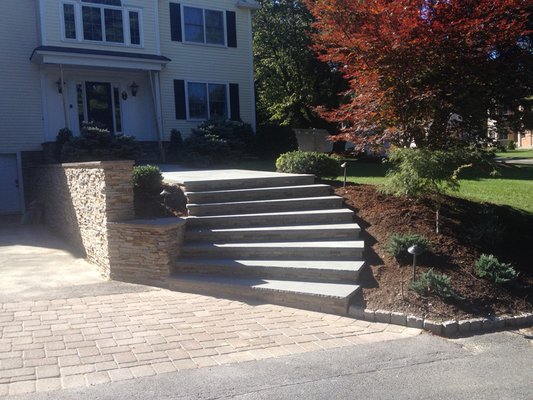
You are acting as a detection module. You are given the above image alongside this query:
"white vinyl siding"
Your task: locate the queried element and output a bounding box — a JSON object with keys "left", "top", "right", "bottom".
{"left": 0, "top": 1, "right": 44, "bottom": 152}
{"left": 159, "top": 0, "right": 255, "bottom": 138}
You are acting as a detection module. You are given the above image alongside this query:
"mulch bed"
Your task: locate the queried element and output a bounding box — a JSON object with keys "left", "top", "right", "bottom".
{"left": 333, "top": 183, "right": 533, "bottom": 321}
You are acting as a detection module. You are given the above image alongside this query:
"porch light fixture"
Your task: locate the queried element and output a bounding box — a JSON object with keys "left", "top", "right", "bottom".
{"left": 56, "top": 79, "right": 65, "bottom": 94}
{"left": 130, "top": 81, "right": 139, "bottom": 97}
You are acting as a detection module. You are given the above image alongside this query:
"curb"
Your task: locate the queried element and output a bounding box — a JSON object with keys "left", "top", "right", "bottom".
{"left": 348, "top": 306, "right": 533, "bottom": 337}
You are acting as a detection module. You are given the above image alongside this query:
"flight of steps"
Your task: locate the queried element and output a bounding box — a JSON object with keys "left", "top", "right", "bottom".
{"left": 166, "top": 171, "right": 365, "bottom": 315}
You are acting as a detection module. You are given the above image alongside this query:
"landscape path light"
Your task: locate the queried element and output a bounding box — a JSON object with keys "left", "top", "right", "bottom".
{"left": 341, "top": 162, "right": 348, "bottom": 189}
{"left": 408, "top": 244, "right": 425, "bottom": 282}
{"left": 160, "top": 189, "right": 170, "bottom": 207}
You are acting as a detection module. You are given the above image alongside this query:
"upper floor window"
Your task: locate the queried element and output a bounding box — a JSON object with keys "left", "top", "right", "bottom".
{"left": 61, "top": 1, "right": 142, "bottom": 46}
{"left": 183, "top": 6, "right": 225, "bottom": 45}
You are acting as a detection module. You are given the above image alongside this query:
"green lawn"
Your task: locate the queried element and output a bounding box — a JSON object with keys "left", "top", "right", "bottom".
{"left": 455, "top": 165, "right": 533, "bottom": 213}
{"left": 495, "top": 149, "right": 533, "bottom": 158}
{"left": 234, "top": 158, "right": 533, "bottom": 214}
{"left": 337, "top": 162, "right": 533, "bottom": 214}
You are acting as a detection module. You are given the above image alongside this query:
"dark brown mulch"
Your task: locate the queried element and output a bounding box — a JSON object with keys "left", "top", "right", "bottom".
{"left": 333, "top": 183, "right": 533, "bottom": 321}
{"left": 134, "top": 184, "right": 187, "bottom": 219}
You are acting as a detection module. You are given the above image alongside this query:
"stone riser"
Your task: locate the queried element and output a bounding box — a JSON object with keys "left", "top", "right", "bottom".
{"left": 185, "top": 184, "right": 332, "bottom": 204}
{"left": 166, "top": 276, "right": 355, "bottom": 316}
{"left": 181, "top": 175, "right": 315, "bottom": 192}
{"left": 186, "top": 196, "right": 344, "bottom": 217}
{"left": 181, "top": 245, "right": 364, "bottom": 261}
{"left": 187, "top": 209, "right": 354, "bottom": 228}
{"left": 185, "top": 225, "right": 360, "bottom": 243}
{"left": 174, "top": 263, "right": 360, "bottom": 283}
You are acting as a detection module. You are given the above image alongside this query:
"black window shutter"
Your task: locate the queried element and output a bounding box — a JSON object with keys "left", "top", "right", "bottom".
{"left": 170, "top": 3, "right": 182, "bottom": 42}
{"left": 229, "top": 83, "right": 240, "bottom": 121}
{"left": 226, "top": 11, "right": 237, "bottom": 48}
{"left": 174, "top": 80, "right": 186, "bottom": 120}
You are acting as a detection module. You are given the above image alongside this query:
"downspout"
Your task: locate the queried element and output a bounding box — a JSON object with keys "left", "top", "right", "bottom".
{"left": 60, "top": 64, "right": 70, "bottom": 129}
{"left": 149, "top": 70, "right": 165, "bottom": 162}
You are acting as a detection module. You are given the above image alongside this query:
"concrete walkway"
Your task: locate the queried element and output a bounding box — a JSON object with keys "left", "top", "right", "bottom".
{"left": 0, "top": 222, "right": 420, "bottom": 397}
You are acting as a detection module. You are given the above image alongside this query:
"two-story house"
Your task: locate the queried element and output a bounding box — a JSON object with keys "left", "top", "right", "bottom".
{"left": 0, "top": 0, "right": 259, "bottom": 215}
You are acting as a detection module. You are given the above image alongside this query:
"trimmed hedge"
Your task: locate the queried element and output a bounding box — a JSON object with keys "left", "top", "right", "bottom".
{"left": 275, "top": 151, "right": 341, "bottom": 178}
{"left": 132, "top": 165, "right": 163, "bottom": 196}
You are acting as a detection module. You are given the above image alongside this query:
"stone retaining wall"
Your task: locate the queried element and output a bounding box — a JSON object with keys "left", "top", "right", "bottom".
{"left": 25, "top": 161, "right": 184, "bottom": 283}
{"left": 108, "top": 218, "right": 186, "bottom": 286}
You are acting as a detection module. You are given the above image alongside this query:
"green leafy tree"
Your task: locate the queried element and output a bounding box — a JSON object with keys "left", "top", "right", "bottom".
{"left": 381, "top": 147, "right": 494, "bottom": 233}
{"left": 253, "top": 0, "right": 346, "bottom": 128}
{"left": 304, "top": 0, "right": 532, "bottom": 149}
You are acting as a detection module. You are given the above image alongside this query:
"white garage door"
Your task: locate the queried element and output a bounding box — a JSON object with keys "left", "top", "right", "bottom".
{"left": 0, "top": 154, "right": 22, "bottom": 214}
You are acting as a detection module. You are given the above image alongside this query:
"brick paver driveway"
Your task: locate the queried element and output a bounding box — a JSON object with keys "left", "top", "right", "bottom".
{"left": 0, "top": 221, "right": 421, "bottom": 397}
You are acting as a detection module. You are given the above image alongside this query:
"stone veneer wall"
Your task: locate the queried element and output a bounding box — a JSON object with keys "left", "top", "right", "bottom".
{"left": 107, "top": 218, "right": 186, "bottom": 286}
{"left": 26, "top": 160, "right": 186, "bottom": 283}
{"left": 26, "top": 161, "right": 135, "bottom": 278}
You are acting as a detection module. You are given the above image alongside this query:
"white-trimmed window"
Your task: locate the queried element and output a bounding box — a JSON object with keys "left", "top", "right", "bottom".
{"left": 61, "top": 0, "right": 143, "bottom": 46}
{"left": 183, "top": 6, "right": 225, "bottom": 46}
{"left": 187, "top": 82, "right": 228, "bottom": 120}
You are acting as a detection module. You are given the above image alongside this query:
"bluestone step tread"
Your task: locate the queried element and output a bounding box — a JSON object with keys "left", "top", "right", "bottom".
{"left": 185, "top": 184, "right": 332, "bottom": 203}
{"left": 187, "top": 223, "right": 361, "bottom": 234}
{"left": 175, "top": 258, "right": 365, "bottom": 272}
{"left": 183, "top": 240, "right": 364, "bottom": 250}
{"left": 187, "top": 195, "right": 343, "bottom": 209}
{"left": 167, "top": 171, "right": 316, "bottom": 191}
{"left": 185, "top": 223, "right": 360, "bottom": 242}
{"left": 181, "top": 240, "right": 364, "bottom": 261}
{"left": 168, "top": 274, "right": 360, "bottom": 299}
{"left": 186, "top": 196, "right": 344, "bottom": 216}
{"left": 187, "top": 208, "right": 354, "bottom": 227}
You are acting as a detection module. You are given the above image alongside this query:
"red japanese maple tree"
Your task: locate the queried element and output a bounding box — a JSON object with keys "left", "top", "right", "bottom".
{"left": 304, "top": 0, "right": 532, "bottom": 149}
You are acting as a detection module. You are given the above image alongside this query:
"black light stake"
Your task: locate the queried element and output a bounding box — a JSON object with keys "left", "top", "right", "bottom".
{"left": 341, "top": 162, "right": 348, "bottom": 189}
{"left": 408, "top": 244, "right": 424, "bottom": 281}
{"left": 160, "top": 189, "right": 170, "bottom": 207}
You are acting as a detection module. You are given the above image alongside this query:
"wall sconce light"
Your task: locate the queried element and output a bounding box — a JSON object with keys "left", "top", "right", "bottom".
{"left": 130, "top": 81, "right": 139, "bottom": 97}
{"left": 56, "top": 79, "right": 65, "bottom": 94}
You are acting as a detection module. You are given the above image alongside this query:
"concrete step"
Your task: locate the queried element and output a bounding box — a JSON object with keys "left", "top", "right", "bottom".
{"left": 181, "top": 240, "right": 364, "bottom": 260}
{"left": 186, "top": 196, "right": 344, "bottom": 216}
{"left": 186, "top": 208, "right": 354, "bottom": 228}
{"left": 167, "top": 171, "right": 315, "bottom": 191}
{"left": 166, "top": 274, "right": 360, "bottom": 315}
{"left": 174, "top": 258, "right": 366, "bottom": 282}
{"left": 185, "top": 184, "right": 332, "bottom": 204}
{"left": 185, "top": 223, "right": 361, "bottom": 243}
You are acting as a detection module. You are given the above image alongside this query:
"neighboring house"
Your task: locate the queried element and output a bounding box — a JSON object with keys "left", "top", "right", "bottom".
{"left": 0, "top": 0, "right": 259, "bottom": 215}
{"left": 488, "top": 104, "right": 533, "bottom": 149}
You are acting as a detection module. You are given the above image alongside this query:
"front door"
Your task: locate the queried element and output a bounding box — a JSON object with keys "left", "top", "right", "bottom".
{"left": 85, "top": 82, "right": 114, "bottom": 132}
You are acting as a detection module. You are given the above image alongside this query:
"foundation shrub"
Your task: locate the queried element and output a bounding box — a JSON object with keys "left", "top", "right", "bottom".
{"left": 132, "top": 165, "right": 163, "bottom": 196}
{"left": 409, "top": 269, "right": 458, "bottom": 299}
{"left": 475, "top": 254, "right": 518, "bottom": 284}
{"left": 61, "top": 122, "right": 141, "bottom": 162}
{"left": 386, "top": 233, "right": 430, "bottom": 260}
{"left": 182, "top": 120, "right": 254, "bottom": 166}
{"left": 275, "top": 151, "right": 341, "bottom": 178}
